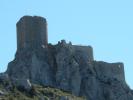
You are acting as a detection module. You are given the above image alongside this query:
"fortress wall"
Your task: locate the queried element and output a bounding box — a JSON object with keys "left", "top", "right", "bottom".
{"left": 94, "top": 61, "right": 125, "bottom": 82}
{"left": 73, "top": 45, "right": 94, "bottom": 61}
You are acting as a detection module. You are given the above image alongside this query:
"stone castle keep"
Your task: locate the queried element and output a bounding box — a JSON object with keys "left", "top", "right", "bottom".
{"left": 16, "top": 16, "right": 94, "bottom": 60}
{"left": 17, "top": 16, "right": 48, "bottom": 49}
{"left": 6, "top": 16, "right": 133, "bottom": 100}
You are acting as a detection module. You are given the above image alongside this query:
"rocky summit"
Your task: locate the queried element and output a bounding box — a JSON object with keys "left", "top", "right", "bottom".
{"left": 0, "top": 16, "right": 133, "bottom": 100}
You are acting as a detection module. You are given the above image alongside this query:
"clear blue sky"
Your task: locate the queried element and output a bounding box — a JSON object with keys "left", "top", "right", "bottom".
{"left": 0, "top": 0, "right": 133, "bottom": 88}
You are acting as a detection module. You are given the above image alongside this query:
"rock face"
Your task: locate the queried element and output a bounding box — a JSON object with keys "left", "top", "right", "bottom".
{"left": 6, "top": 16, "right": 133, "bottom": 100}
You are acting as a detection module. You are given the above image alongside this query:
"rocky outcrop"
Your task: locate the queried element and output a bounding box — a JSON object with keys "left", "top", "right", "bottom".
{"left": 6, "top": 40, "right": 133, "bottom": 100}
{"left": 5, "top": 16, "right": 133, "bottom": 100}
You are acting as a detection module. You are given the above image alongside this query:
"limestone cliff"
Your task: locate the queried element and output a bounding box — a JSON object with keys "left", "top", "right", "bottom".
{"left": 2, "top": 16, "right": 133, "bottom": 100}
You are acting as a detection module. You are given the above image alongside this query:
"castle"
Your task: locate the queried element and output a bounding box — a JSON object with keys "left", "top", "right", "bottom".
{"left": 6, "top": 16, "right": 129, "bottom": 100}
{"left": 16, "top": 16, "right": 94, "bottom": 60}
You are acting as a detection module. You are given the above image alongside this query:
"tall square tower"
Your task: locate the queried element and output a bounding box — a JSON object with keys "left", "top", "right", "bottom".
{"left": 16, "top": 16, "right": 48, "bottom": 50}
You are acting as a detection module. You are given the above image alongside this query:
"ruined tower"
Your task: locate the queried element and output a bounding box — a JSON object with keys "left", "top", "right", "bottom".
{"left": 16, "top": 16, "right": 48, "bottom": 50}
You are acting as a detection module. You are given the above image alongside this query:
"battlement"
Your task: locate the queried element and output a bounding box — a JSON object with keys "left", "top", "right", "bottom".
{"left": 17, "top": 16, "right": 48, "bottom": 50}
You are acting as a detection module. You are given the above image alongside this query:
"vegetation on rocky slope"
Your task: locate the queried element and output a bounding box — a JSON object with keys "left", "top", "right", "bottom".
{"left": 0, "top": 81, "right": 85, "bottom": 100}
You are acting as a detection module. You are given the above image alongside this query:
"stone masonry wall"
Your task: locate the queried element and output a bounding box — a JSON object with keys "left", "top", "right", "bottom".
{"left": 16, "top": 16, "right": 48, "bottom": 50}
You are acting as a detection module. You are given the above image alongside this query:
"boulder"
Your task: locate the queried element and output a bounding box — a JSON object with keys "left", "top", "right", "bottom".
{"left": 0, "top": 90, "right": 6, "bottom": 96}
{"left": 12, "top": 78, "right": 32, "bottom": 91}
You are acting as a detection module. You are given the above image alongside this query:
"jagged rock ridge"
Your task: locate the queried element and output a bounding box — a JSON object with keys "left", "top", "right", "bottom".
{"left": 3, "top": 16, "right": 133, "bottom": 100}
